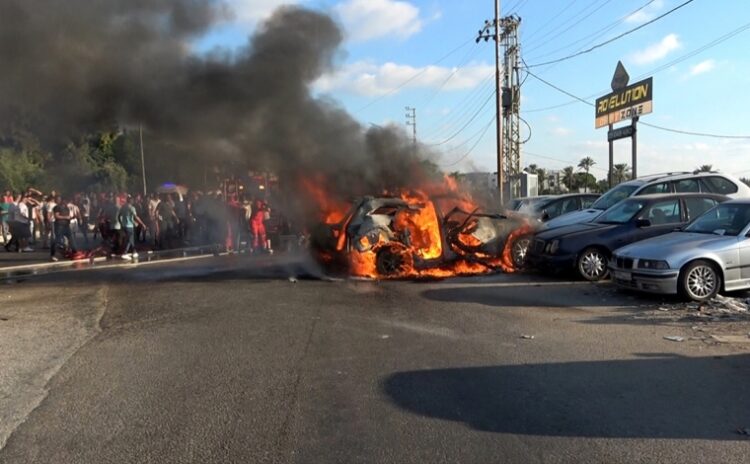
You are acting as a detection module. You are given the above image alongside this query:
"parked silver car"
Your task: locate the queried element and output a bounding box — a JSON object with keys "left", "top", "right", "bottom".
{"left": 609, "top": 200, "right": 750, "bottom": 301}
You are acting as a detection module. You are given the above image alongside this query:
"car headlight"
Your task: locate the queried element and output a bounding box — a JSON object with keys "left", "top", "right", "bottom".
{"left": 545, "top": 239, "right": 560, "bottom": 254}
{"left": 638, "top": 259, "right": 670, "bottom": 270}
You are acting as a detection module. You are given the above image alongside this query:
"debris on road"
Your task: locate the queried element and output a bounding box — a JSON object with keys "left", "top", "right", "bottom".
{"left": 288, "top": 277, "right": 298, "bottom": 283}
{"left": 520, "top": 334, "right": 535, "bottom": 340}
{"left": 663, "top": 336, "right": 685, "bottom": 342}
{"left": 638, "top": 295, "right": 750, "bottom": 322}
{"left": 736, "top": 427, "right": 750, "bottom": 436}
{"left": 710, "top": 334, "right": 750, "bottom": 344}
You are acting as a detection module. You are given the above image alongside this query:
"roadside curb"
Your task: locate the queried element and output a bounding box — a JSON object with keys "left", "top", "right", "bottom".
{"left": 0, "top": 245, "right": 225, "bottom": 278}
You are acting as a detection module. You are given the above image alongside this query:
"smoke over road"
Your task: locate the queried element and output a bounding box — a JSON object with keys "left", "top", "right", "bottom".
{"left": 0, "top": 0, "right": 438, "bottom": 218}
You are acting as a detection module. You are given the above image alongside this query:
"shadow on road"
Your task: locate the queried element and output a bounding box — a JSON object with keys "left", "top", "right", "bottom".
{"left": 383, "top": 354, "right": 750, "bottom": 440}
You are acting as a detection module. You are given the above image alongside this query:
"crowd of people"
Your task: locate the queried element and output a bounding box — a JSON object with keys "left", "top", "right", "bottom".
{"left": 0, "top": 187, "right": 281, "bottom": 261}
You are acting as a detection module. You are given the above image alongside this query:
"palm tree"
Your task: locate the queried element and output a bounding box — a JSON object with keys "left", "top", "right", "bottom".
{"left": 562, "top": 166, "right": 577, "bottom": 191}
{"left": 613, "top": 163, "right": 630, "bottom": 184}
{"left": 695, "top": 164, "right": 713, "bottom": 173}
{"left": 577, "top": 157, "right": 596, "bottom": 193}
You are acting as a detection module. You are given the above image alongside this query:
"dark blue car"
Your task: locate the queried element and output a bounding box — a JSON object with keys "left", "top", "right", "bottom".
{"left": 527, "top": 193, "right": 729, "bottom": 281}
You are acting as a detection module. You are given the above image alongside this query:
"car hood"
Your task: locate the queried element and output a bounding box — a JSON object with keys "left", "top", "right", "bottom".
{"left": 535, "top": 221, "right": 616, "bottom": 241}
{"left": 615, "top": 232, "right": 736, "bottom": 260}
{"left": 542, "top": 208, "right": 603, "bottom": 229}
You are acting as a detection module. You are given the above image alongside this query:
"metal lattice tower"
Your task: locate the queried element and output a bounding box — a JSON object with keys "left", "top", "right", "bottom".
{"left": 500, "top": 15, "right": 521, "bottom": 199}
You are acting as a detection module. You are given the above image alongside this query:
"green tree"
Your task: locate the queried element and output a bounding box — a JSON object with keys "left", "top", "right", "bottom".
{"left": 695, "top": 164, "right": 713, "bottom": 173}
{"left": 0, "top": 148, "right": 45, "bottom": 192}
{"left": 525, "top": 164, "right": 538, "bottom": 174}
{"left": 562, "top": 166, "right": 577, "bottom": 191}
{"left": 741, "top": 177, "right": 750, "bottom": 187}
{"left": 577, "top": 156, "right": 596, "bottom": 193}
{"left": 596, "top": 179, "right": 610, "bottom": 193}
{"left": 575, "top": 172, "right": 597, "bottom": 193}
{"left": 613, "top": 163, "right": 630, "bottom": 184}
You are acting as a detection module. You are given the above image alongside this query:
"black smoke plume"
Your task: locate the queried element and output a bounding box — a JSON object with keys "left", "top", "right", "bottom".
{"left": 0, "top": 0, "right": 439, "bottom": 219}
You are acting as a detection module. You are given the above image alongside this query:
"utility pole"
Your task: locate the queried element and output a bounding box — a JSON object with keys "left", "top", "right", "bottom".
{"left": 405, "top": 106, "right": 417, "bottom": 153}
{"left": 139, "top": 124, "right": 147, "bottom": 196}
{"left": 476, "top": 2, "right": 504, "bottom": 204}
{"left": 500, "top": 15, "right": 521, "bottom": 200}
{"left": 476, "top": 3, "right": 522, "bottom": 204}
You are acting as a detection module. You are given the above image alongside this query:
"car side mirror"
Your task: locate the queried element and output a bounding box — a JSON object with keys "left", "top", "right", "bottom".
{"left": 635, "top": 218, "right": 651, "bottom": 228}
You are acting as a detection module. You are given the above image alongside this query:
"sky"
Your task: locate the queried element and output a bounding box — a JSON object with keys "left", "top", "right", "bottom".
{"left": 196, "top": 0, "right": 750, "bottom": 179}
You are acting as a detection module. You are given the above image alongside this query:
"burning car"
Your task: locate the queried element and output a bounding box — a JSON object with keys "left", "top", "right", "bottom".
{"left": 310, "top": 194, "right": 533, "bottom": 279}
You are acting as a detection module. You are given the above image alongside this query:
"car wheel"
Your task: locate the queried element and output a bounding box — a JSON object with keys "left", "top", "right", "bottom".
{"left": 679, "top": 260, "right": 720, "bottom": 301}
{"left": 375, "top": 244, "right": 413, "bottom": 277}
{"left": 510, "top": 234, "right": 532, "bottom": 269}
{"left": 577, "top": 247, "right": 609, "bottom": 281}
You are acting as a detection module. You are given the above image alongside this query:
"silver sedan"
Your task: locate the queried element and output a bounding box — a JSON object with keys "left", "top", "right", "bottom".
{"left": 609, "top": 200, "right": 750, "bottom": 301}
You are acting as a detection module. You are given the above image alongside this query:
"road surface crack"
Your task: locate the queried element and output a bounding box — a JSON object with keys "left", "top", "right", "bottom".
{"left": 274, "top": 307, "right": 320, "bottom": 458}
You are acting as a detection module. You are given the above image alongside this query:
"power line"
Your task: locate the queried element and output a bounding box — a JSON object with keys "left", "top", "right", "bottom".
{"left": 440, "top": 115, "right": 496, "bottom": 167}
{"left": 419, "top": 45, "right": 483, "bottom": 110}
{"left": 522, "top": 20, "right": 750, "bottom": 113}
{"left": 524, "top": 69, "right": 594, "bottom": 106}
{"left": 524, "top": 150, "right": 609, "bottom": 172}
{"left": 355, "top": 38, "right": 474, "bottom": 113}
{"left": 525, "top": 0, "right": 656, "bottom": 61}
{"left": 523, "top": 0, "right": 580, "bottom": 44}
{"left": 525, "top": 0, "right": 696, "bottom": 69}
{"left": 426, "top": 89, "right": 496, "bottom": 146}
{"left": 525, "top": 0, "right": 616, "bottom": 54}
{"left": 640, "top": 122, "right": 750, "bottom": 139}
{"left": 523, "top": 70, "right": 750, "bottom": 139}
{"left": 420, "top": 73, "right": 495, "bottom": 140}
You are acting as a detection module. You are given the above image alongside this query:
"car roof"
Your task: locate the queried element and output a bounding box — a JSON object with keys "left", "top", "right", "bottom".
{"left": 618, "top": 171, "right": 741, "bottom": 188}
{"left": 721, "top": 198, "right": 750, "bottom": 205}
{"left": 621, "top": 192, "right": 730, "bottom": 202}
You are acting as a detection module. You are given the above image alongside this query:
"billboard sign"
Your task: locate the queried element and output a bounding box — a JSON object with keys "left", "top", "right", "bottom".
{"left": 595, "top": 77, "right": 652, "bottom": 129}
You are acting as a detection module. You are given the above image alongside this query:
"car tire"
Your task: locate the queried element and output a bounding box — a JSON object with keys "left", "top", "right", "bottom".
{"left": 679, "top": 260, "right": 721, "bottom": 301}
{"left": 375, "top": 244, "right": 413, "bottom": 277}
{"left": 510, "top": 234, "right": 532, "bottom": 270}
{"left": 577, "top": 247, "right": 609, "bottom": 282}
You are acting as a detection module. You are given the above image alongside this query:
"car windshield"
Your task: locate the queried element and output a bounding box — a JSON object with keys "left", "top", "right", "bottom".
{"left": 591, "top": 184, "right": 639, "bottom": 210}
{"left": 684, "top": 203, "right": 750, "bottom": 236}
{"left": 518, "top": 197, "right": 549, "bottom": 214}
{"left": 595, "top": 199, "right": 647, "bottom": 224}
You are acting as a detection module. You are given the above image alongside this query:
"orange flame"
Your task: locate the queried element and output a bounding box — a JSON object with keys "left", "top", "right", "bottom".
{"left": 306, "top": 174, "right": 532, "bottom": 279}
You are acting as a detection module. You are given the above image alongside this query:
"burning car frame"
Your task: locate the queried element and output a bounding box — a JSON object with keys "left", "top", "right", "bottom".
{"left": 311, "top": 194, "right": 534, "bottom": 279}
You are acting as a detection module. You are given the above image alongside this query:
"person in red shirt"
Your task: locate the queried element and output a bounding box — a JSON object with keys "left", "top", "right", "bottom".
{"left": 250, "top": 199, "right": 268, "bottom": 252}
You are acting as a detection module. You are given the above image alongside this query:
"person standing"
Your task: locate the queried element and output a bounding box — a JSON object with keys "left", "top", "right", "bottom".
{"left": 250, "top": 198, "right": 268, "bottom": 253}
{"left": 78, "top": 192, "right": 91, "bottom": 246}
{"left": 156, "top": 194, "right": 179, "bottom": 249}
{"left": 15, "top": 193, "right": 33, "bottom": 252}
{"left": 50, "top": 195, "right": 76, "bottom": 261}
{"left": 118, "top": 195, "right": 146, "bottom": 259}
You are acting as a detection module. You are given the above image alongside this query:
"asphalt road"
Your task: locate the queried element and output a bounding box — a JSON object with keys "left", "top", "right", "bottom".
{"left": 1, "top": 254, "right": 749, "bottom": 463}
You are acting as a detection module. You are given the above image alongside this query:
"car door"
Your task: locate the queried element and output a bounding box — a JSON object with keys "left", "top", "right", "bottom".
{"left": 684, "top": 197, "right": 719, "bottom": 222}
{"left": 635, "top": 198, "right": 683, "bottom": 240}
{"left": 738, "top": 217, "right": 750, "bottom": 281}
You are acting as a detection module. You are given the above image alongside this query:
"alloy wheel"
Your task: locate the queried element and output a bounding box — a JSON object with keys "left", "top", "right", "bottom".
{"left": 686, "top": 264, "right": 717, "bottom": 299}
{"left": 579, "top": 249, "right": 607, "bottom": 281}
{"left": 511, "top": 236, "right": 531, "bottom": 268}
